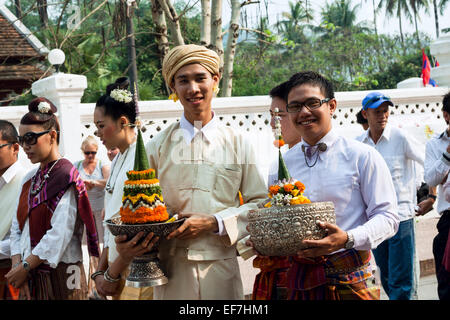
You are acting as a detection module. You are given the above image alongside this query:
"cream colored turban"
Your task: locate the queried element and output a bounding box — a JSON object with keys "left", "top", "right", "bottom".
{"left": 162, "top": 44, "right": 221, "bottom": 88}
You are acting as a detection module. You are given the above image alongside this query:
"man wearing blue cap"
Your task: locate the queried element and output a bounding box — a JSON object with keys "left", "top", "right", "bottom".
{"left": 357, "top": 92, "right": 424, "bottom": 300}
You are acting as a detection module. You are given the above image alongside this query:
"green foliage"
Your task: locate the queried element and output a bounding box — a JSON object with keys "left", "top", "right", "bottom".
{"left": 4, "top": 0, "right": 437, "bottom": 106}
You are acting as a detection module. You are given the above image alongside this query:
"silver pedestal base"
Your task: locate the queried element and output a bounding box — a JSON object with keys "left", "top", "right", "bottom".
{"left": 125, "top": 251, "right": 168, "bottom": 288}
{"left": 125, "top": 276, "right": 168, "bottom": 288}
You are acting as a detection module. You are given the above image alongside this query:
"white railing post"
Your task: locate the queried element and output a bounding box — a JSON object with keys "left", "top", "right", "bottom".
{"left": 31, "top": 73, "right": 87, "bottom": 162}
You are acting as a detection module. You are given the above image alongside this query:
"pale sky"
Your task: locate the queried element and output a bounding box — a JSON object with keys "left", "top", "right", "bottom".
{"left": 1, "top": 0, "right": 448, "bottom": 40}
{"left": 223, "top": 0, "right": 450, "bottom": 40}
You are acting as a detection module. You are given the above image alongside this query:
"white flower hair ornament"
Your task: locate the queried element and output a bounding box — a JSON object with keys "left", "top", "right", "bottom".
{"left": 37, "top": 101, "right": 52, "bottom": 114}
{"left": 110, "top": 89, "right": 133, "bottom": 104}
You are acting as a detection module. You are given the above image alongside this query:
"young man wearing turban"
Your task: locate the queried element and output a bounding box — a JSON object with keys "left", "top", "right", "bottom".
{"left": 145, "top": 44, "right": 267, "bottom": 300}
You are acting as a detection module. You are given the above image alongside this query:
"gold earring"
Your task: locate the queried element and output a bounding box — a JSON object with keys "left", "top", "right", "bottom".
{"left": 169, "top": 92, "right": 179, "bottom": 102}
{"left": 213, "top": 86, "right": 220, "bottom": 95}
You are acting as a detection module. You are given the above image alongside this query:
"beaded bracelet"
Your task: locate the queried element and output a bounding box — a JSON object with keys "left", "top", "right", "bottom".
{"left": 90, "top": 270, "right": 105, "bottom": 281}
{"left": 103, "top": 268, "right": 121, "bottom": 283}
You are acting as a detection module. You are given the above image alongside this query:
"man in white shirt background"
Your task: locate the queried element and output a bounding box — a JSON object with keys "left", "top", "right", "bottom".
{"left": 357, "top": 92, "right": 425, "bottom": 300}
{"left": 422, "top": 91, "right": 450, "bottom": 300}
{"left": 0, "top": 120, "right": 24, "bottom": 300}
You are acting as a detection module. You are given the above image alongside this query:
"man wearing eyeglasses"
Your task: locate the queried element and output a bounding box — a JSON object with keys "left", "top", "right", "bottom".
{"left": 357, "top": 92, "right": 424, "bottom": 300}
{"left": 274, "top": 71, "right": 399, "bottom": 300}
{"left": 0, "top": 120, "right": 25, "bottom": 300}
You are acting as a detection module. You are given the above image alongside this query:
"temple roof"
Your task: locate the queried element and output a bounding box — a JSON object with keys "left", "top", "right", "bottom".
{"left": 0, "top": 4, "right": 49, "bottom": 59}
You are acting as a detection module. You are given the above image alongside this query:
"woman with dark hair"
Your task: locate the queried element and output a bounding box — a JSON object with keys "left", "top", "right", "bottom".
{"left": 91, "top": 80, "right": 157, "bottom": 300}
{"left": 6, "top": 98, "right": 100, "bottom": 300}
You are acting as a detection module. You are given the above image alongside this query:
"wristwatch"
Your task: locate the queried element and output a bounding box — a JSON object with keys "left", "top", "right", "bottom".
{"left": 22, "top": 260, "right": 31, "bottom": 272}
{"left": 344, "top": 231, "right": 355, "bottom": 250}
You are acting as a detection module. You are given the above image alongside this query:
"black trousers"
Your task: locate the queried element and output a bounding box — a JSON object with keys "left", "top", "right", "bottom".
{"left": 433, "top": 210, "right": 450, "bottom": 300}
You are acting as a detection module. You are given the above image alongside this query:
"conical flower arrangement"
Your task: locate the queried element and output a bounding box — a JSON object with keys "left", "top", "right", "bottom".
{"left": 266, "top": 107, "right": 310, "bottom": 207}
{"left": 119, "top": 85, "right": 169, "bottom": 224}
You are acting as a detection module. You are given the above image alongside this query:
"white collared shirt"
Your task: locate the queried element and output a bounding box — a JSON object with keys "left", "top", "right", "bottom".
{"left": 179, "top": 112, "right": 218, "bottom": 145}
{"left": 270, "top": 129, "right": 399, "bottom": 251}
{"left": 424, "top": 130, "right": 450, "bottom": 215}
{"left": 0, "top": 161, "right": 21, "bottom": 259}
{"left": 356, "top": 125, "right": 424, "bottom": 221}
{"left": 0, "top": 160, "right": 20, "bottom": 191}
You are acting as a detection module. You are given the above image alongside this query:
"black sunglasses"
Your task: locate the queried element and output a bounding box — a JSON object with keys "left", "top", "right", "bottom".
{"left": 0, "top": 142, "right": 13, "bottom": 148}
{"left": 18, "top": 130, "right": 50, "bottom": 146}
{"left": 286, "top": 98, "right": 331, "bottom": 113}
{"left": 84, "top": 151, "right": 97, "bottom": 156}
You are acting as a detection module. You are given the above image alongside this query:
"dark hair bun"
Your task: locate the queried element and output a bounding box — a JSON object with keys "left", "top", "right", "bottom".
{"left": 28, "top": 97, "right": 58, "bottom": 115}
{"left": 106, "top": 77, "right": 130, "bottom": 95}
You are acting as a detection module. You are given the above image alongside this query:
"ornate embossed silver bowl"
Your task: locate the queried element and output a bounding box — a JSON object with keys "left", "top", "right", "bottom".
{"left": 247, "top": 201, "right": 336, "bottom": 256}
{"left": 105, "top": 217, "right": 185, "bottom": 288}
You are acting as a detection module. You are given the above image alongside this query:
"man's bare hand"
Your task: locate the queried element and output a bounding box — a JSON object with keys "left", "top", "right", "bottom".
{"left": 166, "top": 213, "right": 218, "bottom": 240}
{"left": 296, "top": 221, "right": 348, "bottom": 258}
{"left": 416, "top": 198, "right": 434, "bottom": 216}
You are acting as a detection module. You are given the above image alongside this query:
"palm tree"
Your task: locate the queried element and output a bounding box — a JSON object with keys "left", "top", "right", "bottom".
{"left": 432, "top": 0, "right": 450, "bottom": 38}
{"left": 362, "top": 0, "right": 379, "bottom": 36}
{"left": 320, "top": 0, "right": 368, "bottom": 35}
{"left": 277, "top": 1, "right": 313, "bottom": 42}
{"left": 409, "top": 0, "right": 429, "bottom": 47}
{"left": 378, "top": 0, "right": 412, "bottom": 51}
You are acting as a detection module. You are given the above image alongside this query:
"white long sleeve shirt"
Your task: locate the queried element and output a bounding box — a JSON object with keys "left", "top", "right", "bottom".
{"left": 0, "top": 161, "right": 24, "bottom": 260}
{"left": 356, "top": 125, "right": 424, "bottom": 221}
{"left": 424, "top": 130, "right": 450, "bottom": 215}
{"left": 268, "top": 129, "right": 399, "bottom": 251}
{"left": 9, "top": 169, "right": 83, "bottom": 268}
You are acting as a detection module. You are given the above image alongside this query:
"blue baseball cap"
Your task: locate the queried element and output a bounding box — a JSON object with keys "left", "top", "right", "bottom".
{"left": 362, "top": 92, "right": 393, "bottom": 110}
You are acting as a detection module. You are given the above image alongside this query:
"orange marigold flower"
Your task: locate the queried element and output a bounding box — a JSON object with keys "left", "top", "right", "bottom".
{"left": 283, "top": 184, "right": 294, "bottom": 193}
{"left": 269, "top": 185, "right": 280, "bottom": 195}
{"left": 294, "top": 181, "right": 306, "bottom": 193}
{"left": 273, "top": 139, "right": 285, "bottom": 148}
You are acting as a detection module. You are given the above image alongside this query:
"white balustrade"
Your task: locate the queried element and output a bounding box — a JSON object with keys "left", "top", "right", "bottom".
{"left": 431, "top": 34, "right": 450, "bottom": 87}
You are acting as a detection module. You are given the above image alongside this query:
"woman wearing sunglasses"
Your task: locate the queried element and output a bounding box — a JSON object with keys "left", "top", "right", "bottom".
{"left": 6, "top": 97, "right": 100, "bottom": 300}
{"left": 74, "top": 135, "right": 110, "bottom": 246}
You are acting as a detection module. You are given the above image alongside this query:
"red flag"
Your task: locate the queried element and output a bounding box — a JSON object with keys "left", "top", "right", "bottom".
{"left": 421, "top": 49, "right": 431, "bottom": 86}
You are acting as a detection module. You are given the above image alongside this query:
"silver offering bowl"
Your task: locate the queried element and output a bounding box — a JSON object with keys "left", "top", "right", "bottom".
{"left": 247, "top": 202, "right": 336, "bottom": 256}
{"left": 105, "top": 217, "right": 185, "bottom": 288}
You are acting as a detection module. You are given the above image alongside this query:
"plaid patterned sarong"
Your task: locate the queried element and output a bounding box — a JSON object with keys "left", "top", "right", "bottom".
{"left": 287, "top": 249, "right": 379, "bottom": 300}
{"left": 252, "top": 256, "right": 291, "bottom": 300}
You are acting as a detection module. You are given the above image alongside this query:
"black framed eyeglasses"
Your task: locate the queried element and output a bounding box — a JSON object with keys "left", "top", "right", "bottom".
{"left": 18, "top": 130, "right": 50, "bottom": 146}
{"left": 84, "top": 151, "right": 97, "bottom": 156}
{"left": 286, "top": 98, "right": 331, "bottom": 113}
{"left": 0, "top": 142, "right": 13, "bottom": 148}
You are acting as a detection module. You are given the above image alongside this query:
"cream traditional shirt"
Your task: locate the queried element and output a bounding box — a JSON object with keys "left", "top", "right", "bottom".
{"left": 145, "top": 113, "right": 267, "bottom": 261}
